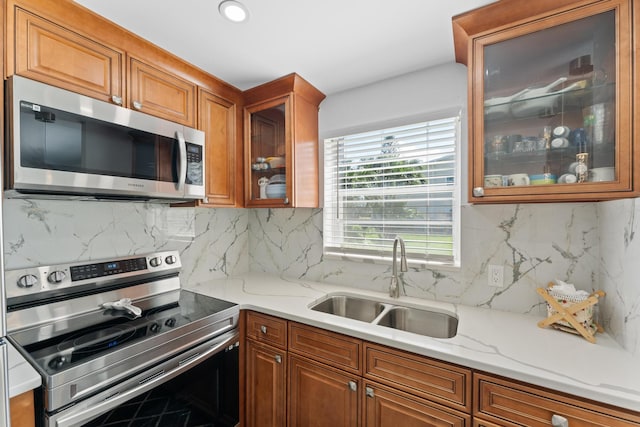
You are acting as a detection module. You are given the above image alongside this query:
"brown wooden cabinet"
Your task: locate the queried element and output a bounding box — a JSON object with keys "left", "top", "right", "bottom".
{"left": 243, "top": 311, "right": 474, "bottom": 427}
{"left": 10, "top": 390, "right": 35, "bottom": 427}
{"left": 128, "top": 56, "right": 196, "bottom": 127}
{"left": 11, "top": 6, "right": 124, "bottom": 104}
{"left": 197, "top": 87, "right": 244, "bottom": 207}
{"left": 245, "top": 339, "right": 286, "bottom": 427}
{"left": 243, "top": 73, "right": 325, "bottom": 208}
{"left": 474, "top": 372, "right": 640, "bottom": 427}
{"left": 453, "top": 0, "right": 637, "bottom": 203}
{"left": 7, "top": 0, "right": 200, "bottom": 129}
{"left": 288, "top": 354, "right": 360, "bottom": 427}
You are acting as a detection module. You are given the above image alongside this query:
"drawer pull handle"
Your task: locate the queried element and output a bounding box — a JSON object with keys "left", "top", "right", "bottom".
{"left": 365, "top": 387, "right": 375, "bottom": 398}
{"left": 260, "top": 325, "right": 267, "bottom": 334}
{"left": 348, "top": 381, "right": 357, "bottom": 392}
{"left": 275, "top": 355, "right": 282, "bottom": 364}
{"left": 551, "top": 415, "right": 569, "bottom": 427}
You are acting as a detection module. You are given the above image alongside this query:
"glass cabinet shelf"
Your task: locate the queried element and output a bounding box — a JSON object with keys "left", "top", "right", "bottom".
{"left": 453, "top": 0, "right": 634, "bottom": 202}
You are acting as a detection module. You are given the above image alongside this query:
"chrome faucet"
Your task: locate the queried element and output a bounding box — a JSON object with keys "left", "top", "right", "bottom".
{"left": 389, "top": 236, "right": 408, "bottom": 298}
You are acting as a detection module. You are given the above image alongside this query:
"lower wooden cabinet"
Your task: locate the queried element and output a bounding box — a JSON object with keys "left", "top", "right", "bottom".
{"left": 364, "top": 381, "right": 470, "bottom": 427}
{"left": 474, "top": 373, "right": 640, "bottom": 427}
{"left": 245, "top": 339, "right": 286, "bottom": 427}
{"left": 10, "top": 390, "right": 35, "bottom": 427}
{"left": 288, "top": 354, "right": 360, "bottom": 427}
{"left": 243, "top": 311, "right": 640, "bottom": 427}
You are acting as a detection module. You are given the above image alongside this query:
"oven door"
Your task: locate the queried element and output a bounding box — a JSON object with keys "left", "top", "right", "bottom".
{"left": 46, "top": 330, "right": 239, "bottom": 427}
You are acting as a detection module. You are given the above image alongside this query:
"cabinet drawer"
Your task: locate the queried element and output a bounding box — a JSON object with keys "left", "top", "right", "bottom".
{"left": 245, "top": 311, "right": 287, "bottom": 349}
{"left": 475, "top": 373, "right": 640, "bottom": 427}
{"left": 364, "top": 343, "right": 471, "bottom": 412}
{"left": 288, "top": 322, "right": 362, "bottom": 374}
{"left": 364, "top": 381, "right": 470, "bottom": 427}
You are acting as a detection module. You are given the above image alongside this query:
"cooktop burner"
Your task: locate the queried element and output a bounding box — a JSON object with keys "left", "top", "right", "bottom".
{"left": 19, "top": 290, "right": 236, "bottom": 375}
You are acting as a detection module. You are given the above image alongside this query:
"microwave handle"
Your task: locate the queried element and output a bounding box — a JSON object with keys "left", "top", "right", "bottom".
{"left": 176, "top": 131, "right": 187, "bottom": 192}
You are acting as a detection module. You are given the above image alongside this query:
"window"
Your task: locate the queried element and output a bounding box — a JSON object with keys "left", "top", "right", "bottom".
{"left": 323, "top": 113, "right": 460, "bottom": 266}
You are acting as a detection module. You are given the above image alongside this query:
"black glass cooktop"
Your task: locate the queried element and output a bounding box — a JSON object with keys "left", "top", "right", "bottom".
{"left": 20, "top": 290, "right": 236, "bottom": 375}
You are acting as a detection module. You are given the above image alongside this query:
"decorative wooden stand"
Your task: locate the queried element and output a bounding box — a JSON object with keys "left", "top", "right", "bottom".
{"left": 536, "top": 284, "right": 605, "bottom": 343}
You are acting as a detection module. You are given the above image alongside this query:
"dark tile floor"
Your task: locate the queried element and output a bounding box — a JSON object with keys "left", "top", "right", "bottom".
{"left": 84, "top": 387, "right": 216, "bottom": 427}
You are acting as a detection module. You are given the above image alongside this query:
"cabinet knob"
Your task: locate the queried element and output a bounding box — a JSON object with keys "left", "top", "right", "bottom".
{"left": 551, "top": 414, "right": 569, "bottom": 427}
{"left": 260, "top": 325, "right": 267, "bottom": 334}
{"left": 365, "top": 387, "right": 375, "bottom": 398}
{"left": 473, "top": 187, "right": 485, "bottom": 197}
{"left": 348, "top": 381, "right": 357, "bottom": 392}
{"left": 284, "top": 197, "right": 289, "bottom": 205}
{"left": 274, "top": 355, "right": 282, "bottom": 364}
{"left": 111, "top": 95, "right": 123, "bottom": 106}
{"left": 132, "top": 101, "right": 143, "bottom": 110}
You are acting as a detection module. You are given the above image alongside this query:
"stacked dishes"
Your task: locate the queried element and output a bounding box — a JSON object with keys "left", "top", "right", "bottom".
{"left": 266, "top": 174, "right": 286, "bottom": 198}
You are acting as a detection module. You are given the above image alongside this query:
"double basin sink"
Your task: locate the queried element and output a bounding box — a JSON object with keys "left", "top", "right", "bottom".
{"left": 309, "top": 294, "right": 458, "bottom": 339}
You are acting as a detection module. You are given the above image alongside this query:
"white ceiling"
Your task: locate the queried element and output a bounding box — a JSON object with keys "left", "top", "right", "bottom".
{"left": 73, "top": 0, "right": 495, "bottom": 95}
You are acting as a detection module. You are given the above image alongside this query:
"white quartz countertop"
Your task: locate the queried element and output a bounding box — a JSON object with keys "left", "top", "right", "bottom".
{"left": 7, "top": 340, "right": 41, "bottom": 398}
{"left": 186, "top": 272, "right": 640, "bottom": 413}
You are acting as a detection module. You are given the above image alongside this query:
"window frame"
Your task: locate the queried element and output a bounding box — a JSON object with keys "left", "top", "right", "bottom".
{"left": 322, "top": 109, "right": 462, "bottom": 268}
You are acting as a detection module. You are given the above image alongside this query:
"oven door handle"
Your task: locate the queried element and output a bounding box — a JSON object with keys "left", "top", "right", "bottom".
{"left": 51, "top": 330, "right": 238, "bottom": 427}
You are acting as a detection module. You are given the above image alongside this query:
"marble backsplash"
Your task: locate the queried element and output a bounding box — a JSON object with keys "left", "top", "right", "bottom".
{"left": 598, "top": 198, "right": 640, "bottom": 356}
{"left": 1, "top": 199, "right": 250, "bottom": 285}
{"left": 3, "top": 197, "right": 638, "bottom": 356}
{"left": 249, "top": 204, "right": 599, "bottom": 316}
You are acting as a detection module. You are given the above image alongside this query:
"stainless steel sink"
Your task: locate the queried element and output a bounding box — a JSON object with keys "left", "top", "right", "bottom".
{"left": 376, "top": 306, "right": 458, "bottom": 339}
{"left": 310, "top": 295, "right": 386, "bottom": 322}
{"left": 310, "top": 294, "right": 458, "bottom": 339}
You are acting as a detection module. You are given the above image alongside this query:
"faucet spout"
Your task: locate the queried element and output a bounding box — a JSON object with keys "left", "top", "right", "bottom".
{"left": 389, "top": 236, "right": 408, "bottom": 298}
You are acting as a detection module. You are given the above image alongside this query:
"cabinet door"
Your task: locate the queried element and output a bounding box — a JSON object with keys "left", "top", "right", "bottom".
{"left": 128, "top": 56, "right": 196, "bottom": 127}
{"left": 244, "top": 96, "right": 291, "bottom": 207}
{"left": 459, "top": 0, "right": 634, "bottom": 203}
{"left": 288, "top": 354, "right": 359, "bottom": 427}
{"left": 245, "top": 340, "right": 286, "bottom": 427}
{"left": 198, "top": 88, "right": 241, "bottom": 206}
{"left": 364, "top": 382, "right": 470, "bottom": 427}
{"left": 10, "top": 390, "right": 35, "bottom": 427}
{"left": 14, "top": 7, "right": 123, "bottom": 104}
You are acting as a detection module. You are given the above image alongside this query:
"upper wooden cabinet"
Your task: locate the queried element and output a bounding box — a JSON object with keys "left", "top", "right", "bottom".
{"left": 197, "top": 87, "right": 244, "bottom": 207}
{"left": 11, "top": 6, "right": 124, "bottom": 103}
{"left": 128, "top": 56, "right": 196, "bottom": 127}
{"left": 6, "top": 0, "right": 202, "bottom": 128}
{"left": 453, "top": 0, "right": 636, "bottom": 203}
{"left": 243, "top": 73, "right": 325, "bottom": 208}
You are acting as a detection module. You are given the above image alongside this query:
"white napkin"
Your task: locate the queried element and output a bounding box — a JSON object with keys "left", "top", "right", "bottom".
{"left": 550, "top": 279, "right": 590, "bottom": 298}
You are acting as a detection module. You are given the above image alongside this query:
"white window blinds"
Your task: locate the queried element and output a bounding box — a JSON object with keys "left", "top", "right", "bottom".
{"left": 324, "top": 115, "right": 460, "bottom": 265}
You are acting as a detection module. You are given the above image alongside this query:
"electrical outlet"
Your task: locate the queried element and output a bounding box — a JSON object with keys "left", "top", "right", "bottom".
{"left": 488, "top": 264, "right": 504, "bottom": 288}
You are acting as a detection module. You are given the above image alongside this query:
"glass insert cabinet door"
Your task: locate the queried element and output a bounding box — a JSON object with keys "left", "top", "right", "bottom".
{"left": 245, "top": 96, "right": 291, "bottom": 205}
{"left": 470, "top": 0, "right": 632, "bottom": 202}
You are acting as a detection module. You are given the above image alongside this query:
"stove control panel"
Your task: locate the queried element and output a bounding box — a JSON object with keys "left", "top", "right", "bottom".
{"left": 5, "top": 250, "right": 182, "bottom": 302}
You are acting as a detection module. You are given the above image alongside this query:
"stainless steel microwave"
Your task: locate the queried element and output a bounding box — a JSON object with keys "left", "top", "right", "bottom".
{"left": 4, "top": 76, "right": 205, "bottom": 202}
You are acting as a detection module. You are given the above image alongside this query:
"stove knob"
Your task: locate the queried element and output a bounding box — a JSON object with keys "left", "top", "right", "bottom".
{"left": 165, "top": 318, "right": 176, "bottom": 327}
{"left": 149, "top": 257, "right": 163, "bottom": 267}
{"left": 17, "top": 274, "right": 38, "bottom": 288}
{"left": 165, "top": 255, "right": 177, "bottom": 265}
{"left": 47, "top": 270, "right": 66, "bottom": 284}
{"left": 48, "top": 355, "right": 67, "bottom": 370}
{"left": 149, "top": 322, "right": 161, "bottom": 333}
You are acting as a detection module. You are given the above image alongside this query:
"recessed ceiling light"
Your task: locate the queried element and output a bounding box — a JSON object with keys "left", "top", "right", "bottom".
{"left": 219, "top": 0, "right": 249, "bottom": 23}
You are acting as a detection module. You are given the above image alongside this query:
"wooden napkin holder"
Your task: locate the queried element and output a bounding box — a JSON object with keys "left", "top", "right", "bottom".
{"left": 537, "top": 284, "right": 605, "bottom": 343}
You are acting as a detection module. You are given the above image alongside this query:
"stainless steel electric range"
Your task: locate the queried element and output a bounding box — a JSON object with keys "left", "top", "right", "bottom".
{"left": 5, "top": 250, "right": 239, "bottom": 427}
